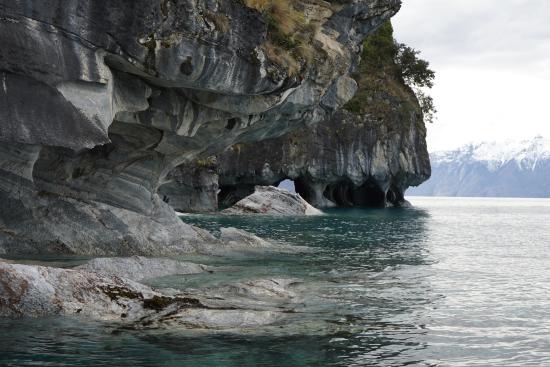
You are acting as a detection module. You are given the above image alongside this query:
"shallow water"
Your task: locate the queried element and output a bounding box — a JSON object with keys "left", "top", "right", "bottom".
{"left": 1, "top": 197, "right": 550, "bottom": 366}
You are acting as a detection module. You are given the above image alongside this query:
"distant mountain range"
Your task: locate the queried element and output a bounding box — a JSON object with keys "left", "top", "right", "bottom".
{"left": 407, "top": 136, "right": 550, "bottom": 198}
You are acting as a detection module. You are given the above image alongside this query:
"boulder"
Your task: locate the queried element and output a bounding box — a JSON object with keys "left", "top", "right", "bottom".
{"left": 222, "top": 186, "right": 323, "bottom": 216}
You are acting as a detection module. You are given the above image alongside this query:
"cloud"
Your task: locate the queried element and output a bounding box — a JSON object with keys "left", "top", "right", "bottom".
{"left": 392, "top": 0, "right": 550, "bottom": 151}
{"left": 394, "top": 0, "right": 550, "bottom": 76}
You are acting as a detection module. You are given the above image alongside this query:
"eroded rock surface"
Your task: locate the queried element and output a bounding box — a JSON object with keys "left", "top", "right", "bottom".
{"left": 222, "top": 186, "right": 323, "bottom": 216}
{"left": 0, "top": 0, "right": 400, "bottom": 255}
{"left": 76, "top": 256, "right": 210, "bottom": 282}
{"left": 0, "top": 260, "right": 307, "bottom": 331}
{"left": 218, "top": 107, "right": 429, "bottom": 208}
{"left": 164, "top": 21, "right": 431, "bottom": 211}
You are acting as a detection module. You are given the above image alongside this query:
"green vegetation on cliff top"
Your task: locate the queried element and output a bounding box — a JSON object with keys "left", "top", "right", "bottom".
{"left": 345, "top": 21, "right": 436, "bottom": 123}
{"left": 244, "top": 0, "right": 319, "bottom": 75}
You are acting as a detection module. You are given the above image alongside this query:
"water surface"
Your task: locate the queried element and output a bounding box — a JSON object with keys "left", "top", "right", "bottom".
{"left": 1, "top": 197, "right": 549, "bottom": 366}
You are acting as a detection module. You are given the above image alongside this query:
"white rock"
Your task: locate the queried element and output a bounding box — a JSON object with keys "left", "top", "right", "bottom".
{"left": 222, "top": 186, "right": 323, "bottom": 216}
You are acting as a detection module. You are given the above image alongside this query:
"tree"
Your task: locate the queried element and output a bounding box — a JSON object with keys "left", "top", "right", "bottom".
{"left": 395, "top": 44, "right": 437, "bottom": 123}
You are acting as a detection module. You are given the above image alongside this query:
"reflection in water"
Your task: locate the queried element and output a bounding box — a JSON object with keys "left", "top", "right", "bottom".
{"left": 143, "top": 207, "right": 437, "bottom": 366}
{"left": 2, "top": 199, "right": 550, "bottom": 366}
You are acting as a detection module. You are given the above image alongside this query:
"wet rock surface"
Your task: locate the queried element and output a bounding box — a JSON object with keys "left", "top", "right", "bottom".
{"left": 0, "top": 0, "right": 400, "bottom": 255}
{"left": 76, "top": 256, "right": 210, "bottom": 282}
{"left": 0, "top": 259, "right": 314, "bottom": 332}
{"left": 218, "top": 227, "right": 311, "bottom": 254}
{"left": 222, "top": 186, "right": 324, "bottom": 216}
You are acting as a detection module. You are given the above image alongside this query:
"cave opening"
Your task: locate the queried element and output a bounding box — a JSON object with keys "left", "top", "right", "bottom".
{"left": 217, "top": 184, "right": 255, "bottom": 209}
{"left": 294, "top": 178, "right": 315, "bottom": 204}
{"left": 322, "top": 180, "right": 386, "bottom": 208}
{"left": 225, "top": 118, "right": 237, "bottom": 130}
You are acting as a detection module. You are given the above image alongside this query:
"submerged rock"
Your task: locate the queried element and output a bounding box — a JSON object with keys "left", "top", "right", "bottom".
{"left": 193, "top": 227, "right": 311, "bottom": 255}
{"left": 215, "top": 227, "right": 311, "bottom": 254}
{"left": 222, "top": 186, "right": 323, "bottom": 216}
{"left": 220, "top": 227, "right": 274, "bottom": 248}
{"left": 0, "top": 260, "right": 305, "bottom": 331}
{"left": 0, "top": 261, "right": 156, "bottom": 318}
{"left": 76, "top": 256, "right": 210, "bottom": 282}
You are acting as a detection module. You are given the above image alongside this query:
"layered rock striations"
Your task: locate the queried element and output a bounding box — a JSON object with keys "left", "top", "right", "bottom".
{"left": 0, "top": 0, "right": 401, "bottom": 255}
{"left": 218, "top": 106, "right": 430, "bottom": 208}
{"left": 222, "top": 186, "right": 324, "bottom": 215}
{"left": 165, "top": 22, "right": 431, "bottom": 210}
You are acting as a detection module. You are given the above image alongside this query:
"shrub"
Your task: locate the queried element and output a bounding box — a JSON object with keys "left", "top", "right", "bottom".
{"left": 345, "top": 21, "right": 436, "bottom": 123}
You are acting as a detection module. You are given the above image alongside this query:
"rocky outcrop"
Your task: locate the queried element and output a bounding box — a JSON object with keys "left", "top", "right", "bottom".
{"left": 163, "top": 21, "right": 431, "bottom": 211}
{"left": 218, "top": 107, "right": 429, "bottom": 208}
{"left": 159, "top": 160, "right": 219, "bottom": 213}
{"left": 0, "top": 260, "right": 307, "bottom": 331}
{"left": 222, "top": 186, "right": 324, "bottom": 215}
{"left": 0, "top": 0, "right": 401, "bottom": 255}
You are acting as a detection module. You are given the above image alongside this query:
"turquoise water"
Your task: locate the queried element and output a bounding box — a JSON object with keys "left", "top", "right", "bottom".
{"left": 1, "top": 197, "right": 550, "bottom": 366}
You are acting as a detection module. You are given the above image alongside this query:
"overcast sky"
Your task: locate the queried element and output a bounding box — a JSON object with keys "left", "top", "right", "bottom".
{"left": 392, "top": 0, "right": 550, "bottom": 152}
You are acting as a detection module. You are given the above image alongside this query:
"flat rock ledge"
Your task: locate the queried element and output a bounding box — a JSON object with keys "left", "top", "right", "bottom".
{"left": 0, "top": 260, "right": 304, "bottom": 331}
{"left": 222, "top": 186, "right": 324, "bottom": 216}
{"left": 76, "top": 256, "right": 210, "bottom": 282}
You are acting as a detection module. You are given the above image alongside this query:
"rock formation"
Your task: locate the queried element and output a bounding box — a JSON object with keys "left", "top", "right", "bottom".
{"left": 218, "top": 107, "right": 429, "bottom": 208}
{"left": 222, "top": 186, "right": 324, "bottom": 215}
{"left": 164, "top": 21, "right": 431, "bottom": 211}
{"left": 0, "top": 260, "right": 304, "bottom": 330}
{"left": 0, "top": 0, "right": 401, "bottom": 255}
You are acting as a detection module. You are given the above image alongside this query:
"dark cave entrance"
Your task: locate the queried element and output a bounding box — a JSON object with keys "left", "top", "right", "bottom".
{"left": 293, "top": 178, "right": 313, "bottom": 203}
{"left": 217, "top": 184, "right": 255, "bottom": 209}
{"left": 322, "top": 180, "right": 386, "bottom": 208}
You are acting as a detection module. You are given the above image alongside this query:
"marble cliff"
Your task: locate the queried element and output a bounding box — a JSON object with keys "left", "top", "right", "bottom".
{"left": 162, "top": 21, "right": 431, "bottom": 211}
{"left": 0, "top": 0, "right": 401, "bottom": 255}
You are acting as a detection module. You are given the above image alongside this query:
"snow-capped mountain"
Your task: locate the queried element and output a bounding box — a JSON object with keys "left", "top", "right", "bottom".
{"left": 408, "top": 136, "right": 550, "bottom": 197}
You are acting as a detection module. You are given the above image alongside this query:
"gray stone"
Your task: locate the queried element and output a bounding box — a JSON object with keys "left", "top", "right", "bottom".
{"left": 76, "top": 256, "right": 210, "bottom": 282}
{"left": 222, "top": 186, "right": 324, "bottom": 216}
{"left": 0, "top": 0, "right": 401, "bottom": 255}
{"left": 215, "top": 92, "right": 430, "bottom": 209}
{"left": 159, "top": 162, "right": 219, "bottom": 213}
{"left": 0, "top": 260, "right": 307, "bottom": 331}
